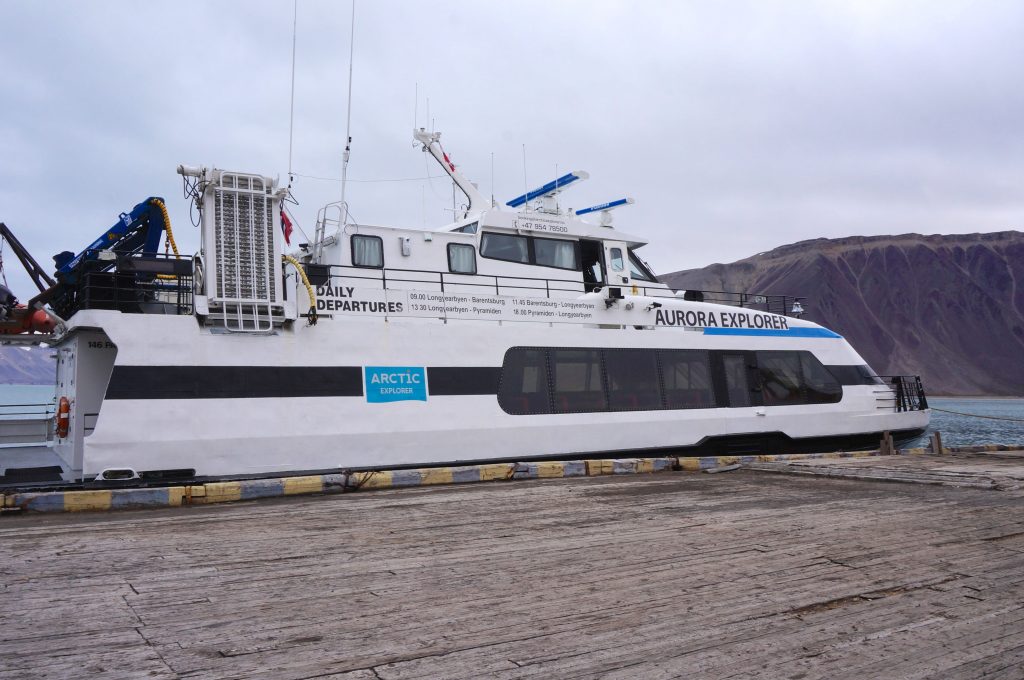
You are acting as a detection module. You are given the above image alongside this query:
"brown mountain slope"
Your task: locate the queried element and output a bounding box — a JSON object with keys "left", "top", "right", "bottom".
{"left": 660, "top": 231, "right": 1024, "bottom": 396}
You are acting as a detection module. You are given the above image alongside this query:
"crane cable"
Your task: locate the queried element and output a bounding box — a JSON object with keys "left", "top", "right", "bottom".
{"left": 282, "top": 254, "right": 317, "bottom": 325}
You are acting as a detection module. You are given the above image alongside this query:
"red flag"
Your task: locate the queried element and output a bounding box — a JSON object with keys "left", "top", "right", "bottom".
{"left": 442, "top": 151, "right": 456, "bottom": 172}
{"left": 280, "top": 209, "right": 293, "bottom": 245}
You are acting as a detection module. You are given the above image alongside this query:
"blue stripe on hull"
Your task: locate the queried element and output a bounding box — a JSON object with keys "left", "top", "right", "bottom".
{"left": 702, "top": 327, "right": 842, "bottom": 339}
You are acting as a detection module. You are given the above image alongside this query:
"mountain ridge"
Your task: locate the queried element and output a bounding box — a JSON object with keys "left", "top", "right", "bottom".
{"left": 660, "top": 231, "right": 1024, "bottom": 396}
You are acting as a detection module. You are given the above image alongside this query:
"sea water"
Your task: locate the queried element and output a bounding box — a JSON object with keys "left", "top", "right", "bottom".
{"left": 0, "top": 384, "right": 56, "bottom": 418}
{"left": 0, "top": 384, "right": 1021, "bottom": 447}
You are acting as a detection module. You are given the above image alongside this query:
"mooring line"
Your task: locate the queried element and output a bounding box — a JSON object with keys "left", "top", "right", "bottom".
{"left": 930, "top": 407, "right": 1024, "bottom": 423}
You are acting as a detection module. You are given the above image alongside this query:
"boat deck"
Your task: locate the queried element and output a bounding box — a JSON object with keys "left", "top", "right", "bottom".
{"left": 2, "top": 453, "right": 1024, "bottom": 679}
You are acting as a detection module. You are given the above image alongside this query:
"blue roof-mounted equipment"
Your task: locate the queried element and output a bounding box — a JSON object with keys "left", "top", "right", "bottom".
{"left": 506, "top": 171, "right": 589, "bottom": 208}
{"left": 574, "top": 197, "right": 635, "bottom": 216}
{"left": 56, "top": 197, "right": 170, "bottom": 277}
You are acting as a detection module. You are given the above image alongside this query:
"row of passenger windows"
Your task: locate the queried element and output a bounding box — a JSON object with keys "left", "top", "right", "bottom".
{"left": 498, "top": 347, "right": 843, "bottom": 415}
{"left": 351, "top": 232, "right": 658, "bottom": 281}
{"left": 351, "top": 235, "right": 478, "bottom": 274}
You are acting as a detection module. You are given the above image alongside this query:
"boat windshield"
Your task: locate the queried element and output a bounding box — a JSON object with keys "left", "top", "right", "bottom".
{"left": 628, "top": 250, "right": 657, "bottom": 282}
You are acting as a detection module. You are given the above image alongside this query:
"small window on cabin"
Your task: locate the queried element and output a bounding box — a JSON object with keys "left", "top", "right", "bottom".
{"left": 533, "top": 238, "right": 579, "bottom": 270}
{"left": 610, "top": 247, "right": 625, "bottom": 272}
{"left": 627, "top": 250, "right": 656, "bottom": 282}
{"left": 799, "top": 352, "right": 843, "bottom": 404}
{"left": 660, "top": 350, "right": 715, "bottom": 409}
{"left": 757, "top": 351, "right": 804, "bottom": 406}
{"left": 550, "top": 349, "right": 607, "bottom": 413}
{"left": 351, "top": 234, "right": 383, "bottom": 268}
{"left": 605, "top": 349, "right": 662, "bottom": 411}
{"left": 452, "top": 222, "right": 478, "bottom": 234}
{"left": 498, "top": 348, "right": 551, "bottom": 415}
{"left": 447, "top": 243, "right": 477, "bottom": 274}
{"left": 481, "top": 233, "right": 529, "bottom": 264}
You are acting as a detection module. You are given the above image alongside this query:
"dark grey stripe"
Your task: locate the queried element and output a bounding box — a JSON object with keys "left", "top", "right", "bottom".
{"left": 105, "top": 366, "right": 364, "bottom": 400}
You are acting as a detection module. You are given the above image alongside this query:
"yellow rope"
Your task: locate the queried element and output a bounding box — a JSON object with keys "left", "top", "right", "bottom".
{"left": 282, "top": 254, "right": 318, "bottom": 324}
{"left": 151, "top": 198, "right": 180, "bottom": 280}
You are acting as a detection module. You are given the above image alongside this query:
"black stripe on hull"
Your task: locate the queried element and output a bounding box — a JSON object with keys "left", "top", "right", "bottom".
{"left": 105, "top": 366, "right": 364, "bottom": 400}
{"left": 426, "top": 367, "right": 501, "bottom": 395}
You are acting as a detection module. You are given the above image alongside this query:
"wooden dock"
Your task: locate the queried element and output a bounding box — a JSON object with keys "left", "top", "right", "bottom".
{"left": 2, "top": 453, "right": 1024, "bottom": 679}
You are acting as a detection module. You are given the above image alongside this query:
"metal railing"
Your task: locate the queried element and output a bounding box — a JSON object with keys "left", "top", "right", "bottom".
{"left": 654, "top": 289, "right": 806, "bottom": 317}
{"left": 52, "top": 251, "right": 194, "bottom": 318}
{"left": 318, "top": 263, "right": 589, "bottom": 298}
{"left": 879, "top": 375, "right": 929, "bottom": 412}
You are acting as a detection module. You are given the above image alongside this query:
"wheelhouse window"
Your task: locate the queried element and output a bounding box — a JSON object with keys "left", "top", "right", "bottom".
{"left": 609, "top": 247, "right": 625, "bottom": 272}
{"left": 351, "top": 234, "right": 383, "bottom": 268}
{"left": 628, "top": 250, "right": 657, "bottom": 282}
{"left": 533, "top": 237, "right": 579, "bottom": 270}
{"left": 447, "top": 243, "right": 477, "bottom": 274}
{"left": 480, "top": 233, "right": 529, "bottom": 264}
{"left": 451, "top": 222, "right": 478, "bottom": 234}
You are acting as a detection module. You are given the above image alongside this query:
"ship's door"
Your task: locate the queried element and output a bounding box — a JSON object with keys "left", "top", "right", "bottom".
{"left": 579, "top": 240, "right": 605, "bottom": 293}
{"left": 715, "top": 351, "right": 763, "bottom": 408}
{"left": 603, "top": 240, "right": 631, "bottom": 289}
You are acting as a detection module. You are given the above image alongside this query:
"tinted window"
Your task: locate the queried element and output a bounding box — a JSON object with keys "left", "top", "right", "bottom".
{"left": 800, "top": 352, "right": 843, "bottom": 403}
{"left": 660, "top": 350, "right": 715, "bottom": 409}
{"left": 351, "top": 235, "right": 383, "bottom": 268}
{"left": 534, "top": 238, "right": 579, "bottom": 270}
{"left": 722, "top": 354, "right": 751, "bottom": 407}
{"left": 481, "top": 233, "right": 529, "bottom": 263}
{"left": 447, "top": 243, "right": 476, "bottom": 274}
{"left": 605, "top": 349, "right": 661, "bottom": 411}
{"left": 610, "top": 247, "right": 625, "bottom": 272}
{"left": 550, "top": 349, "right": 607, "bottom": 413}
{"left": 498, "top": 349, "right": 550, "bottom": 414}
{"left": 628, "top": 250, "right": 656, "bottom": 282}
{"left": 757, "top": 351, "right": 803, "bottom": 406}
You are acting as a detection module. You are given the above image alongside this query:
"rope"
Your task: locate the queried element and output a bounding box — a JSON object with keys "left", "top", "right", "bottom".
{"left": 282, "top": 254, "right": 317, "bottom": 325}
{"left": 930, "top": 406, "right": 1024, "bottom": 423}
{"left": 150, "top": 198, "right": 181, "bottom": 281}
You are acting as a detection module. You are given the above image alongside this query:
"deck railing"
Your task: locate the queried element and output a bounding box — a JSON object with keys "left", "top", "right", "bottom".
{"left": 878, "top": 375, "right": 929, "bottom": 412}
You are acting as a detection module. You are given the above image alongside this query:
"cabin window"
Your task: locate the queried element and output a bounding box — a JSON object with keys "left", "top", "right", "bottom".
{"left": 610, "top": 247, "right": 625, "bottom": 272}
{"left": 451, "top": 222, "right": 478, "bottom": 234}
{"left": 351, "top": 234, "right": 384, "bottom": 268}
{"left": 605, "top": 349, "right": 662, "bottom": 411}
{"left": 756, "top": 351, "right": 804, "bottom": 406}
{"left": 660, "top": 350, "right": 716, "bottom": 409}
{"left": 722, "top": 354, "right": 751, "bottom": 407}
{"left": 498, "top": 348, "right": 551, "bottom": 415}
{"left": 628, "top": 250, "right": 657, "bottom": 282}
{"left": 533, "top": 237, "right": 579, "bottom": 270}
{"left": 800, "top": 352, "right": 843, "bottom": 403}
{"left": 550, "top": 349, "right": 607, "bottom": 413}
{"left": 447, "top": 243, "right": 477, "bottom": 274}
{"left": 481, "top": 233, "right": 529, "bottom": 264}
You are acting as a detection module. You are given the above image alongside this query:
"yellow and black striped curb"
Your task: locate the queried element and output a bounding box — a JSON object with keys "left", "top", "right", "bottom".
{"left": 0, "top": 447, "right": 941, "bottom": 514}
{"left": 0, "top": 457, "right": 674, "bottom": 513}
{"left": 944, "top": 444, "right": 1023, "bottom": 453}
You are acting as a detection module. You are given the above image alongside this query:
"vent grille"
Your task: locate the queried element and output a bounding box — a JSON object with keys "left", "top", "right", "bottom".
{"left": 213, "top": 174, "right": 275, "bottom": 303}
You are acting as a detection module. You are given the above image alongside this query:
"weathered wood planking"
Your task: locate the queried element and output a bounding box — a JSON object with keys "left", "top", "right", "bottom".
{"left": 2, "top": 463, "right": 1024, "bottom": 679}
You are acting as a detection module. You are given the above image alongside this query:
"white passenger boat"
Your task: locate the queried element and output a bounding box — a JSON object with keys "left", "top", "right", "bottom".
{"left": 14, "top": 129, "right": 929, "bottom": 485}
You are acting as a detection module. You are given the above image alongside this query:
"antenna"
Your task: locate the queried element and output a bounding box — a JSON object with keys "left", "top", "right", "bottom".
{"left": 490, "top": 152, "right": 495, "bottom": 208}
{"left": 287, "top": 0, "right": 298, "bottom": 187}
{"left": 413, "top": 82, "right": 418, "bottom": 130}
{"left": 339, "top": 0, "right": 356, "bottom": 219}
{"left": 521, "top": 145, "right": 529, "bottom": 213}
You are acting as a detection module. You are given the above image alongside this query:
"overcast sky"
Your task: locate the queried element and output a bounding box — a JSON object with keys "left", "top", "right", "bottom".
{"left": 2, "top": 0, "right": 1022, "bottom": 299}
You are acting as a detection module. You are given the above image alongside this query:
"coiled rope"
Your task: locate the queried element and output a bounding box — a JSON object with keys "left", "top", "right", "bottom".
{"left": 282, "top": 254, "right": 317, "bottom": 325}
{"left": 930, "top": 407, "right": 1024, "bottom": 423}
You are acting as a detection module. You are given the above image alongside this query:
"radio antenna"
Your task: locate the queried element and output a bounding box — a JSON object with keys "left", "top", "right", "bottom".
{"left": 287, "top": 0, "right": 298, "bottom": 188}
{"left": 339, "top": 0, "right": 356, "bottom": 221}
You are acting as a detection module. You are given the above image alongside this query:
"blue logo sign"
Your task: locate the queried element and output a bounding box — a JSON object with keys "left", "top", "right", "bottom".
{"left": 364, "top": 366, "right": 427, "bottom": 403}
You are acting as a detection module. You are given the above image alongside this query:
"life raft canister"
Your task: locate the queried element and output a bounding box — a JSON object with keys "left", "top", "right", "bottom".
{"left": 56, "top": 396, "right": 70, "bottom": 439}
